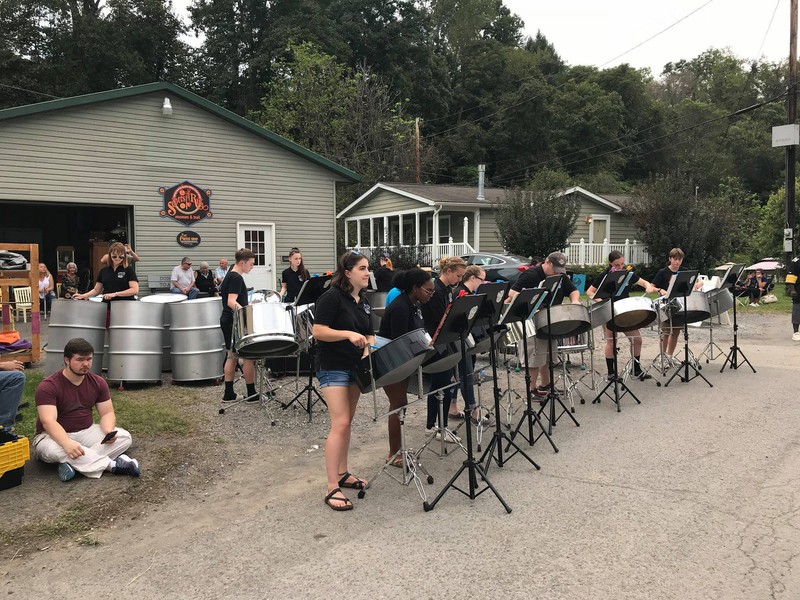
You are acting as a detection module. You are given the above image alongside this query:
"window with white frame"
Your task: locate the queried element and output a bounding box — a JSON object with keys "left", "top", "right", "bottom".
{"left": 425, "top": 215, "right": 451, "bottom": 244}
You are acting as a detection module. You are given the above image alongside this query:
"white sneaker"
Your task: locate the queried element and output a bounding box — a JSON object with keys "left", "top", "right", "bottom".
{"left": 793, "top": 332, "right": 800, "bottom": 342}
{"left": 749, "top": 303, "right": 759, "bottom": 307}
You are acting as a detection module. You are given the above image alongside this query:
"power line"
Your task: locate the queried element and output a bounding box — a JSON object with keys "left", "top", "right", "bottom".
{"left": 0, "top": 83, "right": 61, "bottom": 100}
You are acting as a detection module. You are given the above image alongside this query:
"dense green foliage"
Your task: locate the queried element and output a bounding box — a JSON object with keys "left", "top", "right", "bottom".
{"left": 1, "top": 0, "right": 794, "bottom": 263}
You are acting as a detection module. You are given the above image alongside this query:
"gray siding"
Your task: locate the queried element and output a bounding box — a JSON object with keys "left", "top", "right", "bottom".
{"left": 347, "top": 189, "right": 426, "bottom": 218}
{"left": 479, "top": 209, "right": 504, "bottom": 253}
{"left": 0, "top": 93, "right": 346, "bottom": 289}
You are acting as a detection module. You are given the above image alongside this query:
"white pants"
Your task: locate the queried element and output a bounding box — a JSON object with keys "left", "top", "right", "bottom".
{"left": 33, "top": 424, "right": 132, "bottom": 479}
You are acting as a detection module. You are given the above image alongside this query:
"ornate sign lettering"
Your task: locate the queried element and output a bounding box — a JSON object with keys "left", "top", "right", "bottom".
{"left": 159, "top": 181, "right": 213, "bottom": 226}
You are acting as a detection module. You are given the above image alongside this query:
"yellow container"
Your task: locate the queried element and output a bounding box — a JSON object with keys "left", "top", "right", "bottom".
{"left": 0, "top": 430, "right": 30, "bottom": 477}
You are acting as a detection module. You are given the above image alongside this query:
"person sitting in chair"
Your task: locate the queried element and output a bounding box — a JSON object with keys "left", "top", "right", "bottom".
{"left": 746, "top": 269, "right": 768, "bottom": 307}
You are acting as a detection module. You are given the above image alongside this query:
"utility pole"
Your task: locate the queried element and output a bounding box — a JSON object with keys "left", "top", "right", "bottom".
{"left": 415, "top": 117, "right": 421, "bottom": 184}
{"left": 787, "top": 0, "right": 798, "bottom": 266}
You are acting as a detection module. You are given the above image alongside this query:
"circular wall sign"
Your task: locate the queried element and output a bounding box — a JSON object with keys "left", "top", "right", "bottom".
{"left": 177, "top": 231, "right": 201, "bottom": 248}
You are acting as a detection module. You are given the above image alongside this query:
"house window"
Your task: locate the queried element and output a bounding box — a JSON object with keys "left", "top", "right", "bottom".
{"left": 425, "top": 215, "right": 451, "bottom": 244}
{"left": 243, "top": 228, "right": 266, "bottom": 266}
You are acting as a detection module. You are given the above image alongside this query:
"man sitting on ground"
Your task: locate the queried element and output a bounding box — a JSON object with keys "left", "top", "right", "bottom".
{"left": 0, "top": 360, "right": 25, "bottom": 431}
{"left": 33, "top": 338, "right": 140, "bottom": 482}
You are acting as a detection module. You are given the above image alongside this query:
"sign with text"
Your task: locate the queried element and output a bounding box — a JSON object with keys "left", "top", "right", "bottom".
{"left": 159, "top": 181, "right": 213, "bottom": 226}
{"left": 177, "top": 231, "right": 202, "bottom": 248}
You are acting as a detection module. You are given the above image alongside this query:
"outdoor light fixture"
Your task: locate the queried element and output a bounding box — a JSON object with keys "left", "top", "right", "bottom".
{"left": 162, "top": 97, "right": 173, "bottom": 116}
{"left": 585, "top": 216, "right": 593, "bottom": 224}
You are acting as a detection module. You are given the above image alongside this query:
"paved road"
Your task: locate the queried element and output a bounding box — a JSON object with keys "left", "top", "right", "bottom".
{"left": 4, "top": 315, "right": 800, "bottom": 599}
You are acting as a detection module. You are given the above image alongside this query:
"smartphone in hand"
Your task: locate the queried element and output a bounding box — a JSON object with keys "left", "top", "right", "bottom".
{"left": 101, "top": 430, "right": 118, "bottom": 444}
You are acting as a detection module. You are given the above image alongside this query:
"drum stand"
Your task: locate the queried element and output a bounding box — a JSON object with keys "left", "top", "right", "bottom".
{"left": 481, "top": 325, "right": 544, "bottom": 474}
{"left": 498, "top": 349, "right": 524, "bottom": 426}
{"left": 592, "top": 320, "right": 641, "bottom": 412}
{"left": 281, "top": 340, "right": 326, "bottom": 421}
{"left": 576, "top": 327, "right": 603, "bottom": 397}
{"left": 698, "top": 321, "right": 726, "bottom": 363}
{"left": 664, "top": 286, "right": 713, "bottom": 388}
{"left": 422, "top": 295, "right": 511, "bottom": 513}
{"left": 361, "top": 396, "right": 433, "bottom": 502}
{"left": 417, "top": 370, "right": 464, "bottom": 458}
{"left": 537, "top": 304, "right": 581, "bottom": 434}
{"left": 720, "top": 288, "right": 755, "bottom": 373}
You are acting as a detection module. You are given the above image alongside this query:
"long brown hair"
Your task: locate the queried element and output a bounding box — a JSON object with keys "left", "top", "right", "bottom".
{"left": 289, "top": 247, "right": 311, "bottom": 280}
{"left": 108, "top": 242, "right": 128, "bottom": 268}
{"left": 331, "top": 251, "right": 368, "bottom": 295}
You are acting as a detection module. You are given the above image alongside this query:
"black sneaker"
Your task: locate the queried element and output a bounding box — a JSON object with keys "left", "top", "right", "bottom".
{"left": 636, "top": 372, "right": 653, "bottom": 381}
{"left": 112, "top": 454, "right": 141, "bottom": 477}
{"left": 221, "top": 394, "right": 242, "bottom": 403}
{"left": 245, "top": 394, "right": 261, "bottom": 404}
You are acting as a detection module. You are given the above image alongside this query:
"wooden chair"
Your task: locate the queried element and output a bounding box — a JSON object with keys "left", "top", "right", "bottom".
{"left": 13, "top": 286, "right": 32, "bottom": 323}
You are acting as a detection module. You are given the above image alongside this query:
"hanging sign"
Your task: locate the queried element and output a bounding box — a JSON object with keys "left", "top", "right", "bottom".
{"left": 177, "top": 231, "right": 202, "bottom": 248}
{"left": 159, "top": 181, "right": 213, "bottom": 226}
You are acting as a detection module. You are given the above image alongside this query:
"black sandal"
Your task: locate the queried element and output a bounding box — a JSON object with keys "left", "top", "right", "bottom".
{"left": 324, "top": 487, "right": 353, "bottom": 511}
{"left": 338, "top": 471, "right": 368, "bottom": 490}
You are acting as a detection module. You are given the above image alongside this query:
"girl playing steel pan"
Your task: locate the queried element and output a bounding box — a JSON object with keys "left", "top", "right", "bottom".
{"left": 376, "top": 268, "right": 434, "bottom": 466}
{"left": 312, "top": 251, "right": 374, "bottom": 511}
{"left": 280, "top": 247, "right": 310, "bottom": 303}
{"left": 586, "top": 251, "right": 655, "bottom": 381}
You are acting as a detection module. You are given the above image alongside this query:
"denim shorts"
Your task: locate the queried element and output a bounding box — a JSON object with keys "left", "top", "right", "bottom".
{"left": 316, "top": 368, "right": 358, "bottom": 388}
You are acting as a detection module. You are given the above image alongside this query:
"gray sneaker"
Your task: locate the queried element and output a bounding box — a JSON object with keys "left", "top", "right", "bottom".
{"left": 112, "top": 454, "right": 141, "bottom": 477}
{"left": 57, "top": 462, "right": 76, "bottom": 482}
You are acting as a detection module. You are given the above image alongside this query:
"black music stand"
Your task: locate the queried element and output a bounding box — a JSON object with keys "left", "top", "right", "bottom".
{"left": 536, "top": 275, "right": 582, "bottom": 436}
{"left": 591, "top": 270, "right": 640, "bottom": 412}
{"left": 664, "top": 270, "right": 713, "bottom": 388}
{"left": 282, "top": 275, "right": 333, "bottom": 420}
{"left": 720, "top": 264, "right": 755, "bottom": 373}
{"left": 501, "top": 287, "right": 559, "bottom": 456}
{"left": 423, "top": 294, "right": 513, "bottom": 513}
{"left": 473, "top": 283, "right": 544, "bottom": 474}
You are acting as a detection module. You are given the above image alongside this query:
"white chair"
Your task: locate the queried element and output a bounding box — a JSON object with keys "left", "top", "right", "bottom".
{"left": 13, "top": 287, "right": 32, "bottom": 323}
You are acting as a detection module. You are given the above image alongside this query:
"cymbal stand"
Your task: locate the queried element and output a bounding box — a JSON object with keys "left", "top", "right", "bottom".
{"left": 506, "top": 325, "right": 558, "bottom": 453}
{"left": 664, "top": 288, "right": 714, "bottom": 387}
{"left": 720, "top": 287, "right": 755, "bottom": 373}
{"left": 591, "top": 298, "right": 640, "bottom": 412}
{"left": 424, "top": 330, "right": 512, "bottom": 513}
{"left": 480, "top": 324, "right": 544, "bottom": 474}
{"left": 360, "top": 395, "right": 433, "bottom": 502}
{"left": 537, "top": 304, "right": 581, "bottom": 432}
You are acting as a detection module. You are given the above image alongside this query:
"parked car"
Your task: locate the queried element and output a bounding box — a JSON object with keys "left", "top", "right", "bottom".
{"left": 461, "top": 253, "right": 532, "bottom": 284}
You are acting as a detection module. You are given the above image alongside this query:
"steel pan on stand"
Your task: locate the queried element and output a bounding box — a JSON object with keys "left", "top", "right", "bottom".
{"left": 706, "top": 288, "right": 734, "bottom": 318}
{"left": 107, "top": 301, "right": 164, "bottom": 385}
{"left": 234, "top": 302, "right": 298, "bottom": 358}
{"left": 141, "top": 293, "right": 187, "bottom": 372}
{"left": 357, "top": 329, "right": 432, "bottom": 392}
{"left": 170, "top": 297, "right": 226, "bottom": 382}
{"left": 659, "top": 291, "right": 710, "bottom": 326}
{"left": 44, "top": 299, "right": 107, "bottom": 376}
{"left": 607, "top": 296, "right": 657, "bottom": 332}
{"left": 365, "top": 290, "right": 388, "bottom": 331}
{"left": 533, "top": 304, "right": 591, "bottom": 339}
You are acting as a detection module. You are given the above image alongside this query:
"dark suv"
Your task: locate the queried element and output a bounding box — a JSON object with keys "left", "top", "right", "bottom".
{"left": 461, "top": 253, "right": 531, "bottom": 284}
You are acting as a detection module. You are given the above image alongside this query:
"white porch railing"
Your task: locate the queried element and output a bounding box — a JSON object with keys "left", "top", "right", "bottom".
{"left": 563, "top": 239, "right": 650, "bottom": 266}
{"left": 347, "top": 239, "right": 475, "bottom": 266}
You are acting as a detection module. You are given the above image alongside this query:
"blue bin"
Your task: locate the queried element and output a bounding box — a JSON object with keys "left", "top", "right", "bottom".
{"left": 571, "top": 273, "right": 587, "bottom": 294}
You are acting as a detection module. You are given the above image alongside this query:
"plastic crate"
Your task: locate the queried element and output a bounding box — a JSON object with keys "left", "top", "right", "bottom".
{"left": 0, "top": 429, "right": 30, "bottom": 478}
{"left": 0, "top": 466, "right": 23, "bottom": 491}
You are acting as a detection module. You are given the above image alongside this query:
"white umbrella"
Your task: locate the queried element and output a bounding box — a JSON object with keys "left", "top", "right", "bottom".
{"left": 745, "top": 259, "right": 783, "bottom": 271}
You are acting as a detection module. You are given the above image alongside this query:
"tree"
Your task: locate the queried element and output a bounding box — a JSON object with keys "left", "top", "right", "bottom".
{"left": 491, "top": 169, "right": 580, "bottom": 257}
{"left": 626, "top": 172, "right": 748, "bottom": 272}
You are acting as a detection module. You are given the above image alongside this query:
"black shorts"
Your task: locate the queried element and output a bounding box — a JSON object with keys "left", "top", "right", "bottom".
{"left": 220, "top": 315, "right": 234, "bottom": 351}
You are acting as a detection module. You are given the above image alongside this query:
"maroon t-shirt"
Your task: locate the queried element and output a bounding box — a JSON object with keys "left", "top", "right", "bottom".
{"left": 34, "top": 371, "right": 110, "bottom": 435}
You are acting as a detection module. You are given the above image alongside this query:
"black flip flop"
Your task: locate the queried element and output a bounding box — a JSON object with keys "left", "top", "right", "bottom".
{"left": 338, "top": 471, "right": 368, "bottom": 490}
{"left": 324, "top": 487, "right": 353, "bottom": 511}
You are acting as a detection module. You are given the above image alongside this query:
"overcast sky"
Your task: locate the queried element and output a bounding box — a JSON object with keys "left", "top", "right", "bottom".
{"left": 174, "top": 0, "right": 793, "bottom": 75}
{"left": 503, "top": 0, "right": 791, "bottom": 75}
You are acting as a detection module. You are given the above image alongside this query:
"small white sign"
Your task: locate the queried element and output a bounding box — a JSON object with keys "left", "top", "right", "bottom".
{"left": 772, "top": 124, "right": 800, "bottom": 147}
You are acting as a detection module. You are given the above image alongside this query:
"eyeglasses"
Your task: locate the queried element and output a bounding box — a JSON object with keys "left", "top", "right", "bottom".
{"left": 110, "top": 255, "right": 124, "bottom": 259}
{"left": 421, "top": 287, "right": 435, "bottom": 295}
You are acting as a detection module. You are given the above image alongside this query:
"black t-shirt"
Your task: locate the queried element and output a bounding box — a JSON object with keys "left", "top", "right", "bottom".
{"left": 374, "top": 266, "right": 394, "bottom": 293}
{"left": 96, "top": 265, "right": 137, "bottom": 302}
{"left": 219, "top": 271, "right": 248, "bottom": 319}
{"left": 651, "top": 267, "right": 678, "bottom": 293}
{"left": 591, "top": 267, "right": 640, "bottom": 300}
{"left": 378, "top": 293, "right": 424, "bottom": 339}
{"left": 313, "top": 286, "right": 374, "bottom": 370}
{"left": 281, "top": 267, "right": 306, "bottom": 303}
{"left": 788, "top": 257, "right": 800, "bottom": 304}
{"left": 420, "top": 277, "right": 453, "bottom": 335}
{"left": 511, "top": 265, "right": 577, "bottom": 297}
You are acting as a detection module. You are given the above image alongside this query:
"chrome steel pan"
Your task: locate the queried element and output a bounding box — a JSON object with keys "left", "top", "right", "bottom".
{"left": 533, "top": 304, "right": 591, "bottom": 340}
{"left": 607, "top": 296, "right": 657, "bottom": 332}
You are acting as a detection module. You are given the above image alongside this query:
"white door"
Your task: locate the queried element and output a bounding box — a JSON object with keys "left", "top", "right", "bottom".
{"left": 236, "top": 222, "right": 275, "bottom": 291}
{"left": 589, "top": 216, "right": 610, "bottom": 244}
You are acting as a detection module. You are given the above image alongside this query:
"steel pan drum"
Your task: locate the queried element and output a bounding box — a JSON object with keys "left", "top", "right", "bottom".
{"left": 357, "top": 329, "right": 432, "bottom": 392}
{"left": 141, "top": 293, "right": 187, "bottom": 372}
{"left": 607, "top": 296, "right": 657, "bottom": 332}
{"left": 293, "top": 304, "right": 314, "bottom": 351}
{"left": 251, "top": 289, "right": 281, "bottom": 304}
{"left": 533, "top": 304, "right": 591, "bottom": 339}
{"left": 706, "top": 288, "right": 734, "bottom": 317}
{"left": 107, "top": 301, "right": 164, "bottom": 383}
{"left": 421, "top": 343, "right": 462, "bottom": 374}
{"left": 588, "top": 299, "right": 612, "bottom": 329}
{"left": 234, "top": 302, "right": 298, "bottom": 357}
{"left": 45, "top": 299, "right": 107, "bottom": 376}
{"left": 169, "top": 297, "right": 225, "bottom": 382}
{"left": 365, "top": 290, "right": 388, "bottom": 330}
{"left": 659, "top": 291, "right": 710, "bottom": 325}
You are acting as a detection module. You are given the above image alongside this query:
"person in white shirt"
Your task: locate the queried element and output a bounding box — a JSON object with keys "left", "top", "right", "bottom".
{"left": 170, "top": 257, "right": 198, "bottom": 300}
{"left": 214, "top": 258, "right": 229, "bottom": 286}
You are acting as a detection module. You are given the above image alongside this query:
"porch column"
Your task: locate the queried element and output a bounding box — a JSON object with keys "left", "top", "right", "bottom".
{"left": 415, "top": 212, "right": 420, "bottom": 246}
{"left": 432, "top": 212, "right": 440, "bottom": 259}
{"left": 383, "top": 216, "right": 389, "bottom": 247}
{"left": 473, "top": 210, "right": 480, "bottom": 251}
{"left": 398, "top": 213, "right": 403, "bottom": 246}
{"left": 356, "top": 218, "right": 362, "bottom": 248}
{"left": 370, "top": 218, "right": 375, "bottom": 248}
{"left": 344, "top": 220, "right": 349, "bottom": 247}
{"left": 462, "top": 217, "right": 468, "bottom": 248}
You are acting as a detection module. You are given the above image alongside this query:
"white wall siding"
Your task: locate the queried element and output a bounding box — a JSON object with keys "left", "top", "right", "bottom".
{"left": 0, "top": 93, "right": 347, "bottom": 288}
